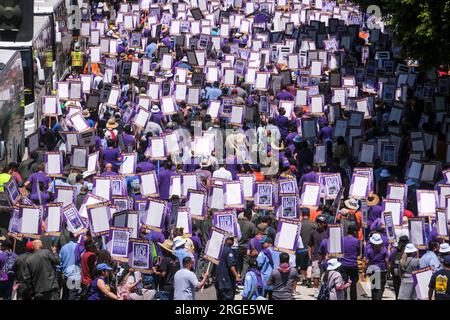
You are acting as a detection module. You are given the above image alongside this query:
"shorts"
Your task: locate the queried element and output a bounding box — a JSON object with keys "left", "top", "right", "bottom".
{"left": 296, "top": 251, "right": 310, "bottom": 271}
{"left": 311, "top": 260, "right": 321, "bottom": 278}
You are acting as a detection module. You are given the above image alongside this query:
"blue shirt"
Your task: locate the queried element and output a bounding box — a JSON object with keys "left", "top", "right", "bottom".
{"left": 205, "top": 87, "right": 222, "bottom": 101}
{"left": 256, "top": 248, "right": 280, "bottom": 290}
{"left": 419, "top": 251, "right": 441, "bottom": 271}
{"left": 59, "top": 241, "right": 82, "bottom": 278}
{"left": 242, "top": 270, "right": 265, "bottom": 300}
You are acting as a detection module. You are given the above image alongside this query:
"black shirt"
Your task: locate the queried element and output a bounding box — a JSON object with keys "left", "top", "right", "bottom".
{"left": 429, "top": 268, "right": 450, "bottom": 300}
{"left": 159, "top": 255, "right": 180, "bottom": 292}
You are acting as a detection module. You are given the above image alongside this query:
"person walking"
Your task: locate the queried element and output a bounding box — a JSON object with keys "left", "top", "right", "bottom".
{"left": 215, "top": 235, "right": 240, "bottom": 300}
{"left": 398, "top": 243, "right": 420, "bottom": 300}
{"left": 267, "top": 253, "right": 300, "bottom": 300}
{"left": 24, "top": 240, "right": 60, "bottom": 300}
{"left": 362, "top": 233, "right": 389, "bottom": 300}
{"left": 319, "top": 258, "right": 351, "bottom": 300}
{"left": 173, "top": 257, "right": 209, "bottom": 300}
{"left": 338, "top": 224, "right": 360, "bottom": 300}
{"left": 11, "top": 242, "right": 34, "bottom": 300}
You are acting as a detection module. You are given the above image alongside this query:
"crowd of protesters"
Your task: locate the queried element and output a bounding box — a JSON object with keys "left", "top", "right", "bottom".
{"left": 0, "top": 0, "right": 450, "bottom": 301}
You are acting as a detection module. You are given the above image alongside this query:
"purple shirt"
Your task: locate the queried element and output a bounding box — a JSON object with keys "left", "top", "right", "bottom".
{"left": 27, "top": 172, "right": 52, "bottom": 199}
{"left": 122, "top": 133, "right": 135, "bottom": 147}
{"left": 100, "top": 171, "right": 118, "bottom": 177}
{"left": 368, "top": 205, "right": 383, "bottom": 225}
{"left": 299, "top": 172, "right": 318, "bottom": 187}
{"left": 341, "top": 235, "right": 360, "bottom": 267}
{"left": 102, "top": 148, "right": 120, "bottom": 164}
{"left": 137, "top": 161, "right": 155, "bottom": 173}
{"left": 320, "top": 126, "right": 333, "bottom": 141}
{"left": 158, "top": 167, "right": 173, "bottom": 200}
{"left": 364, "top": 244, "right": 388, "bottom": 271}
{"left": 275, "top": 115, "right": 290, "bottom": 138}
{"left": 276, "top": 90, "right": 294, "bottom": 101}
{"left": 151, "top": 112, "right": 165, "bottom": 127}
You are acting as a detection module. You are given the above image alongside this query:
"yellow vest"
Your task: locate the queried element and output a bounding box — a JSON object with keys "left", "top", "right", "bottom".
{"left": 71, "top": 51, "right": 83, "bottom": 67}
{"left": 0, "top": 173, "right": 12, "bottom": 192}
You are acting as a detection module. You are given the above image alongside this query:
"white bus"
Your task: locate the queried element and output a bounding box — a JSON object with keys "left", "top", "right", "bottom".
{"left": 34, "top": 0, "right": 73, "bottom": 83}
{"left": 0, "top": 50, "right": 25, "bottom": 164}
{"left": 0, "top": 16, "right": 54, "bottom": 138}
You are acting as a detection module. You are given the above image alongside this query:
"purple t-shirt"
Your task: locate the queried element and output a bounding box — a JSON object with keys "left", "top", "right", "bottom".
{"left": 364, "top": 244, "right": 388, "bottom": 271}
{"left": 151, "top": 112, "right": 165, "bottom": 127}
{"left": 122, "top": 133, "right": 135, "bottom": 147}
{"left": 102, "top": 148, "right": 120, "bottom": 164}
{"left": 158, "top": 167, "right": 173, "bottom": 200}
{"left": 368, "top": 205, "right": 383, "bottom": 225}
{"left": 299, "top": 172, "right": 318, "bottom": 187}
{"left": 100, "top": 171, "right": 118, "bottom": 177}
{"left": 276, "top": 90, "right": 294, "bottom": 101}
{"left": 27, "top": 172, "right": 52, "bottom": 199}
{"left": 341, "top": 235, "right": 360, "bottom": 267}
{"left": 275, "top": 115, "right": 290, "bottom": 138}
{"left": 137, "top": 161, "right": 155, "bottom": 173}
{"left": 320, "top": 126, "right": 333, "bottom": 141}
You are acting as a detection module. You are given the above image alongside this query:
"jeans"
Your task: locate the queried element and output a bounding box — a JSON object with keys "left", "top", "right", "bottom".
{"left": 0, "top": 279, "right": 14, "bottom": 300}
{"left": 339, "top": 265, "right": 359, "bottom": 300}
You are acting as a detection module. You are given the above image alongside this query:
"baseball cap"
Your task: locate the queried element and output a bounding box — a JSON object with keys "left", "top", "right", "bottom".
{"left": 96, "top": 263, "right": 112, "bottom": 271}
{"left": 444, "top": 256, "right": 450, "bottom": 267}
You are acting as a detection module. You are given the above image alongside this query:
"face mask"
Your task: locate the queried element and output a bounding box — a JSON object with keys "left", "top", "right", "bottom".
{"left": 96, "top": 8, "right": 103, "bottom": 14}
{"left": 81, "top": 8, "right": 88, "bottom": 15}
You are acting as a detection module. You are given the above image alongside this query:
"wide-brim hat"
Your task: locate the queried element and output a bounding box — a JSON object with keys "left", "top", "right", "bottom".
{"left": 151, "top": 105, "right": 160, "bottom": 113}
{"left": 344, "top": 198, "right": 359, "bottom": 210}
{"left": 440, "top": 243, "right": 450, "bottom": 253}
{"left": 367, "top": 192, "right": 380, "bottom": 206}
{"left": 82, "top": 109, "right": 90, "bottom": 118}
{"left": 404, "top": 243, "right": 418, "bottom": 254}
{"left": 106, "top": 118, "right": 119, "bottom": 129}
{"left": 158, "top": 239, "right": 174, "bottom": 253}
{"left": 369, "top": 233, "right": 383, "bottom": 245}
{"left": 327, "top": 258, "right": 341, "bottom": 271}
{"left": 199, "top": 157, "right": 212, "bottom": 168}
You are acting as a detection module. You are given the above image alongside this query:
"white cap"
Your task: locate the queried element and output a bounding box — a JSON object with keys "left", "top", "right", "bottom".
{"left": 327, "top": 258, "right": 342, "bottom": 271}
{"left": 440, "top": 243, "right": 450, "bottom": 253}
{"left": 404, "top": 243, "right": 418, "bottom": 254}
{"left": 369, "top": 233, "right": 383, "bottom": 245}
{"left": 173, "top": 236, "right": 187, "bottom": 249}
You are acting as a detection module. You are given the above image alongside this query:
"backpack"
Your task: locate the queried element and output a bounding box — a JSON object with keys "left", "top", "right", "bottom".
{"left": 317, "top": 282, "right": 331, "bottom": 300}
{"left": 317, "top": 271, "right": 335, "bottom": 301}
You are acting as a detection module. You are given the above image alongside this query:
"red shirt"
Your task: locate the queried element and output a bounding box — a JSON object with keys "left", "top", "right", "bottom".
{"left": 81, "top": 251, "right": 97, "bottom": 286}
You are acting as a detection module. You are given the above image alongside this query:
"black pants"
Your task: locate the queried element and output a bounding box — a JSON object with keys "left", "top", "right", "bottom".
{"left": 339, "top": 266, "right": 359, "bottom": 300}
{"left": 237, "top": 247, "right": 250, "bottom": 277}
{"left": 34, "top": 290, "right": 60, "bottom": 300}
{"left": 215, "top": 285, "right": 235, "bottom": 300}
{"left": 393, "top": 276, "right": 401, "bottom": 300}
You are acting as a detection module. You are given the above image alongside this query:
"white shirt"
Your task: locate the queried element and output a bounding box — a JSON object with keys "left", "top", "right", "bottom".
{"left": 212, "top": 167, "right": 232, "bottom": 180}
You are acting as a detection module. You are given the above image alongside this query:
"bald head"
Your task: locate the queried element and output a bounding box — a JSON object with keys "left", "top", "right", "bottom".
{"left": 105, "top": 163, "right": 113, "bottom": 171}
{"left": 32, "top": 240, "right": 43, "bottom": 251}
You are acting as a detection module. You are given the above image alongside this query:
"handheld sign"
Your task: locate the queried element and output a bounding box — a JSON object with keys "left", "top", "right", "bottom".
{"left": 87, "top": 202, "right": 112, "bottom": 237}
{"left": 413, "top": 267, "right": 435, "bottom": 300}
{"left": 274, "top": 218, "right": 300, "bottom": 255}
{"left": 203, "top": 226, "right": 227, "bottom": 265}
{"left": 108, "top": 227, "right": 131, "bottom": 262}
{"left": 213, "top": 210, "right": 238, "bottom": 237}
{"left": 44, "top": 203, "right": 63, "bottom": 236}
{"left": 327, "top": 224, "right": 344, "bottom": 257}
{"left": 129, "top": 239, "right": 153, "bottom": 273}
{"left": 18, "top": 204, "right": 42, "bottom": 239}
{"left": 141, "top": 199, "right": 167, "bottom": 232}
